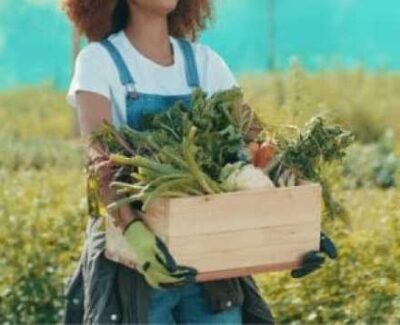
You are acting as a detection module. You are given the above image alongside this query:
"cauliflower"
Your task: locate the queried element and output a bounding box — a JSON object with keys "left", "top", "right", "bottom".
{"left": 223, "top": 164, "right": 275, "bottom": 191}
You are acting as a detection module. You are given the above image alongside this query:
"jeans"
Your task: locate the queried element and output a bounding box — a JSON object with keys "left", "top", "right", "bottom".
{"left": 148, "top": 283, "right": 242, "bottom": 324}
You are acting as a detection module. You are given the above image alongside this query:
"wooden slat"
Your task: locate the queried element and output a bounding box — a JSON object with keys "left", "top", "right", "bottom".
{"left": 175, "top": 241, "right": 317, "bottom": 273}
{"left": 159, "top": 184, "right": 321, "bottom": 237}
{"left": 168, "top": 222, "right": 320, "bottom": 256}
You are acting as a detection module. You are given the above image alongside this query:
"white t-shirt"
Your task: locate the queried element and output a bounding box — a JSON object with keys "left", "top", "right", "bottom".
{"left": 66, "top": 30, "right": 238, "bottom": 127}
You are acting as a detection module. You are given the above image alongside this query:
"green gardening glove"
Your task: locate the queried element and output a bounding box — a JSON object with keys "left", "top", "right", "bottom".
{"left": 123, "top": 218, "right": 198, "bottom": 289}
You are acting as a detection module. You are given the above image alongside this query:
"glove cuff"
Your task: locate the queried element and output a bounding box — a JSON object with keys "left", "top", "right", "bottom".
{"left": 122, "top": 217, "right": 143, "bottom": 235}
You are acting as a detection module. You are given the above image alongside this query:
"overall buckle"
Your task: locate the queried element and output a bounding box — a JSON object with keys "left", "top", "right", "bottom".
{"left": 126, "top": 83, "right": 139, "bottom": 99}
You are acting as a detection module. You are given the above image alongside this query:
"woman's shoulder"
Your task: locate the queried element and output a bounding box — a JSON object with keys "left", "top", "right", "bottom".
{"left": 76, "top": 41, "right": 111, "bottom": 65}
{"left": 68, "top": 37, "right": 121, "bottom": 103}
{"left": 73, "top": 39, "right": 123, "bottom": 84}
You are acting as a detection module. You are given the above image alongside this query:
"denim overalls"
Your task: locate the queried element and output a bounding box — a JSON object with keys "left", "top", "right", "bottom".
{"left": 100, "top": 38, "right": 199, "bottom": 130}
{"left": 98, "top": 38, "right": 242, "bottom": 324}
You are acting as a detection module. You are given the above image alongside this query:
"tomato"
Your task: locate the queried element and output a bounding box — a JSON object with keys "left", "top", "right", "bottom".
{"left": 255, "top": 142, "right": 276, "bottom": 168}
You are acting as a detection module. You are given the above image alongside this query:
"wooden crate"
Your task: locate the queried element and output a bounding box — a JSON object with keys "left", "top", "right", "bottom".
{"left": 105, "top": 183, "right": 322, "bottom": 282}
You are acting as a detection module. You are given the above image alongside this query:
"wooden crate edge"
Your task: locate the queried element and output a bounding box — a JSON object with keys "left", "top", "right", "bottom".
{"left": 145, "top": 182, "right": 322, "bottom": 209}
{"left": 105, "top": 247, "right": 301, "bottom": 283}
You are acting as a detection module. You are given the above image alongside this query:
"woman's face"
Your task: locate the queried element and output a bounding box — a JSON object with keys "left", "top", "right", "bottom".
{"left": 130, "top": 0, "right": 179, "bottom": 15}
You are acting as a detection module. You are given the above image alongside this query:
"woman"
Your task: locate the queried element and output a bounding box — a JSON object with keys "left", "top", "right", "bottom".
{"left": 62, "top": 0, "right": 336, "bottom": 324}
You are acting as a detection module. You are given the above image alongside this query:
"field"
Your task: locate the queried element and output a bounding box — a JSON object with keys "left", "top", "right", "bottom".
{"left": 0, "top": 68, "right": 399, "bottom": 324}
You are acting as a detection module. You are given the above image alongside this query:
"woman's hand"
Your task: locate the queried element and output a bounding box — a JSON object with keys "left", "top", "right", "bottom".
{"left": 89, "top": 153, "right": 115, "bottom": 206}
{"left": 87, "top": 149, "right": 139, "bottom": 229}
{"left": 291, "top": 232, "right": 338, "bottom": 278}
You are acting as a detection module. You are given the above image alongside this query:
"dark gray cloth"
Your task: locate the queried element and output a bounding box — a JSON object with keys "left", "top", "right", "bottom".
{"left": 63, "top": 217, "right": 274, "bottom": 324}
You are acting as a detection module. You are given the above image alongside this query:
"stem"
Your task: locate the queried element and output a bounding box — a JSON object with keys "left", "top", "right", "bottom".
{"left": 106, "top": 193, "right": 144, "bottom": 212}
{"left": 146, "top": 173, "right": 191, "bottom": 188}
{"left": 183, "top": 127, "right": 223, "bottom": 194}
{"left": 110, "top": 181, "right": 145, "bottom": 191}
{"left": 159, "top": 147, "right": 189, "bottom": 170}
{"left": 182, "top": 128, "right": 215, "bottom": 194}
{"left": 110, "top": 154, "right": 177, "bottom": 175}
{"left": 106, "top": 122, "right": 137, "bottom": 156}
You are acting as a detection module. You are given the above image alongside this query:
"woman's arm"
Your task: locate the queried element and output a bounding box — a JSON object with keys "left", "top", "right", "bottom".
{"left": 76, "top": 91, "right": 137, "bottom": 229}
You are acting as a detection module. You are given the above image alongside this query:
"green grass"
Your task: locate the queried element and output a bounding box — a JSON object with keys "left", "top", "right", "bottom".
{"left": 0, "top": 71, "right": 399, "bottom": 323}
{"left": 258, "top": 187, "right": 400, "bottom": 323}
{"left": 0, "top": 169, "right": 86, "bottom": 324}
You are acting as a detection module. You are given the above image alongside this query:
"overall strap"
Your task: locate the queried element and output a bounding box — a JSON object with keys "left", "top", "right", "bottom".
{"left": 100, "top": 39, "right": 135, "bottom": 87}
{"left": 177, "top": 39, "right": 200, "bottom": 88}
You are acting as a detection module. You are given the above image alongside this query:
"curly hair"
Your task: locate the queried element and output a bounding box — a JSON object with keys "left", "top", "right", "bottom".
{"left": 61, "top": 0, "right": 212, "bottom": 42}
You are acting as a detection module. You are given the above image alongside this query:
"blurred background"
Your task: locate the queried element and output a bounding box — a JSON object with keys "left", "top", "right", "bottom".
{"left": 1, "top": 0, "right": 400, "bottom": 89}
{"left": 0, "top": 0, "right": 399, "bottom": 323}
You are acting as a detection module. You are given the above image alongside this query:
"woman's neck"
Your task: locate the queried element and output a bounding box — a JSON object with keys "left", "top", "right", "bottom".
{"left": 124, "top": 9, "right": 173, "bottom": 67}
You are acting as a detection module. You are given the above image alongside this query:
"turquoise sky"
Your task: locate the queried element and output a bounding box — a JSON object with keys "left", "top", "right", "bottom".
{"left": 1, "top": 0, "right": 400, "bottom": 90}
